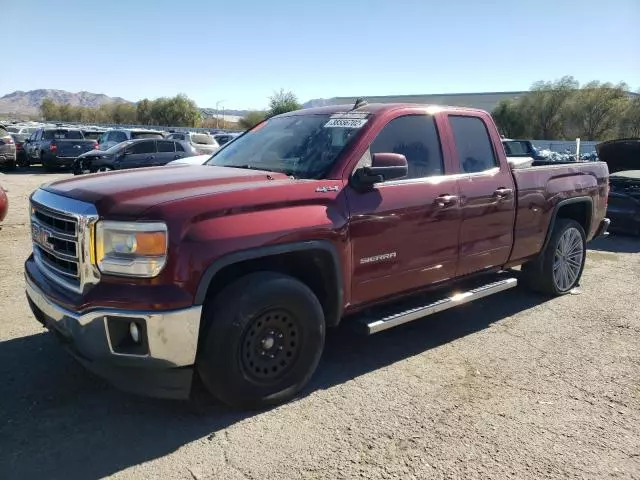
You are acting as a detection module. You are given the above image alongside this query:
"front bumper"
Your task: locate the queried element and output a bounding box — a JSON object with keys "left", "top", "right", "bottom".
{"left": 25, "top": 273, "right": 202, "bottom": 399}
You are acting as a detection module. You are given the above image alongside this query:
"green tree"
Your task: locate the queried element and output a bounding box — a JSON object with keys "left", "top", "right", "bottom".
{"left": 565, "top": 81, "right": 628, "bottom": 140}
{"left": 239, "top": 111, "right": 267, "bottom": 130}
{"left": 520, "top": 75, "right": 578, "bottom": 139}
{"left": 491, "top": 100, "right": 527, "bottom": 138}
{"left": 136, "top": 99, "right": 153, "bottom": 125}
{"left": 266, "top": 89, "right": 301, "bottom": 118}
{"left": 40, "top": 98, "right": 59, "bottom": 120}
{"left": 618, "top": 93, "right": 640, "bottom": 138}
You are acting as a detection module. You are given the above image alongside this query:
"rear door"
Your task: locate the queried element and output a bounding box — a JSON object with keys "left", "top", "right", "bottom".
{"left": 445, "top": 114, "right": 516, "bottom": 276}
{"left": 122, "top": 140, "right": 157, "bottom": 169}
{"left": 155, "top": 140, "right": 177, "bottom": 165}
{"left": 346, "top": 112, "right": 462, "bottom": 306}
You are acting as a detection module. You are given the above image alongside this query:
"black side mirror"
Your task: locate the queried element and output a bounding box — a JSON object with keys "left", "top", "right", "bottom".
{"left": 351, "top": 153, "right": 408, "bottom": 190}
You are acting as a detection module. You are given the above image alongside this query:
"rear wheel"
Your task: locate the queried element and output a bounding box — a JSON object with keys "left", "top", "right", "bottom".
{"left": 17, "top": 151, "right": 28, "bottom": 168}
{"left": 197, "top": 272, "right": 325, "bottom": 409}
{"left": 522, "top": 218, "right": 586, "bottom": 295}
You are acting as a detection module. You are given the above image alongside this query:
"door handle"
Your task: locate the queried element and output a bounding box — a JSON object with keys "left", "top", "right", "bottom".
{"left": 435, "top": 194, "right": 458, "bottom": 207}
{"left": 493, "top": 188, "right": 513, "bottom": 199}
{"left": 174, "top": 154, "right": 182, "bottom": 159}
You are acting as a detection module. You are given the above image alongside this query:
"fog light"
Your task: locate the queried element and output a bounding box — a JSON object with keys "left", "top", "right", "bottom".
{"left": 129, "top": 322, "right": 140, "bottom": 343}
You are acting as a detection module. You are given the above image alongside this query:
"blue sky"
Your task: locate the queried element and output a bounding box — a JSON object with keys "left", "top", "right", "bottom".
{"left": 3, "top": 0, "right": 639, "bottom": 110}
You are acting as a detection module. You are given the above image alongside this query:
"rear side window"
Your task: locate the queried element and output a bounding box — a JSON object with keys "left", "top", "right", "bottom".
{"left": 112, "top": 131, "right": 128, "bottom": 143}
{"left": 131, "top": 132, "right": 163, "bottom": 140}
{"left": 370, "top": 115, "right": 444, "bottom": 179}
{"left": 43, "top": 129, "right": 84, "bottom": 140}
{"left": 449, "top": 116, "right": 498, "bottom": 173}
{"left": 157, "top": 140, "right": 175, "bottom": 152}
{"left": 175, "top": 142, "right": 185, "bottom": 152}
{"left": 126, "top": 140, "right": 156, "bottom": 154}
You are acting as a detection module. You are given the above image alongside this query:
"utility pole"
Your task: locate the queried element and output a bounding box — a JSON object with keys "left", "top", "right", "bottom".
{"left": 215, "top": 100, "right": 225, "bottom": 130}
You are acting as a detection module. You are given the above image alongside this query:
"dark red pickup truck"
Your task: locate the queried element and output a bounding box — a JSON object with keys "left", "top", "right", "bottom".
{"left": 25, "top": 102, "right": 610, "bottom": 408}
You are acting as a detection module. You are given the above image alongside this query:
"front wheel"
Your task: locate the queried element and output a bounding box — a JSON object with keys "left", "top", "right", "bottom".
{"left": 197, "top": 272, "right": 325, "bottom": 409}
{"left": 522, "top": 218, "right": 586, "bottom": 295}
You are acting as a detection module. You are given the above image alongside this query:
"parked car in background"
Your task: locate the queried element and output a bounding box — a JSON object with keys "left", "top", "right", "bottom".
{"left": 23, "top": 128, "right": 98, "bottom": 171}
{"left": 597, "top": 138, "right": 640, "bottom": 235}
{"left": 0, "top": 126, "right": 16, "bottom": 170}
{"left": 501, "top": 139, "right": 544, "bottom": 161}
{"left": 81, "top": 128, "right": 109, "bottom": 142}
{"left": 0, "top": 183, "right": 7, "bottom": 223}
{"left": 11, "top": 133, "right": 29, "bottom": 167}
{"left": 3, "top": 125, "right": 39, "bottom": 135}
{"left": 166, "top": 131, "right": 220, "bottom": 155}
{"left": 73, "top": 138, "right": 197, "bottom": 174}
{"left": 98, "top": 128, "right": 164, "bottom": 150}
{"left": 213, "top": 132, "right": 241, "bottom": 146}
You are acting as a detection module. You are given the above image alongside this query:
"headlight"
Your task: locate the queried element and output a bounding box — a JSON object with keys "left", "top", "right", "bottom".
{"left": 95, "top": 221, "right": 168, "bottom": 277}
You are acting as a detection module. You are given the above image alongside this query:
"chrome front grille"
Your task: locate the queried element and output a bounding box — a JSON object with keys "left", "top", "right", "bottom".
{"left": 30, "top": 189, "right": 100, "bottom": 293}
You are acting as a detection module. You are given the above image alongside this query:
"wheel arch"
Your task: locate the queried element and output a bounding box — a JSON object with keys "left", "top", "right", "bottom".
{"left": 194, "top": 240, "right": 344, "bottom": 327}
{"left": 541, "top": 196, "right": 593, "bottom": 252}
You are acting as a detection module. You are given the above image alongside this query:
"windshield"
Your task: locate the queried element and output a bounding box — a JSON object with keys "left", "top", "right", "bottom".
{"left": 191, "top": 133, "right": 215, "bottom": 145}
{"left": 82, "top": 131, "right": 104, "bottom": 140}
{"left": 44, "top": 129, "right": 84, "bottom": 140}
{"left": 205, "top": 114, "right": 365, "bottom": 178}
{"left": 131, "top": 132, "right": 163, "bottom": 140}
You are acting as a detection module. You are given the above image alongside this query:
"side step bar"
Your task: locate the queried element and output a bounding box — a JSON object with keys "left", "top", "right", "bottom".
{"left": 359, "top": 277, "right": 518, "bottom": 335}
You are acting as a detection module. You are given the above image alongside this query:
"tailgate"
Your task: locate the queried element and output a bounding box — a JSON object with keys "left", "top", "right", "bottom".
{"left": 56, "top": 141, "right": 96, "bottom": 157}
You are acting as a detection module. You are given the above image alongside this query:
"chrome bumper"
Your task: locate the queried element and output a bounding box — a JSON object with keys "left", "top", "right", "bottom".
{"left": 25, "top": 274, "right": 202, "bottom": 367}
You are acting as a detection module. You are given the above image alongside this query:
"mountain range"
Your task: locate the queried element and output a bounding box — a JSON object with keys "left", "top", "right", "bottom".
{"left": 0, "top": 89, "right": 252, "bottom": 118}
{"left": 0, "top": 89, "right": 130, "bottom": 116}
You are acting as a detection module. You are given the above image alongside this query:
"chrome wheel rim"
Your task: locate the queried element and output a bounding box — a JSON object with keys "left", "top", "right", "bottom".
{"left": 553, "top": 227, "right": 584, "bottom": 292}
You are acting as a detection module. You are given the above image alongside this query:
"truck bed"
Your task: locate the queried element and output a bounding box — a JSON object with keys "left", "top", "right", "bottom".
{"left": 509, "top": 161, "right": 609, "bottom": 263}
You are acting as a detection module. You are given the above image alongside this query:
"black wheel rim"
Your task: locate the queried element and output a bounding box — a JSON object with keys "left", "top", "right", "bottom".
{"left": 240, "top": 309, "right": 301, "bottom": 383}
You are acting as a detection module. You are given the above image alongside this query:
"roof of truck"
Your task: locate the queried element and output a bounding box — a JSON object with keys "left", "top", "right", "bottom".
{"left": 283, "top": 102, "right": 486, "bottom": 116}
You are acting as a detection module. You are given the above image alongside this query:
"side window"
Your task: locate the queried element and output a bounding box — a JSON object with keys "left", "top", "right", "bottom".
{"left": 449, "top": 116, "right": 498, "bottom": 173}
{"left": 126, "top": 140, "right": 156, "bottom": 154}
{"left": 175, "top": 142, "right": 185, "bottom": 152}
{"left": 157, "top": 140, "right": 175, "bottom": 152}
{"left": 370, "top": 115, "right": 444, "bottom": 179}
{"left": 114, "top": 131, "right": 128, "bottom": 143}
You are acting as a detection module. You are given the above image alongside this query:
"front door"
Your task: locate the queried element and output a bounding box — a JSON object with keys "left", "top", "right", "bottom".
{"left": 155, "top": 140, "right": 177, "bottom": 165}
{"left": 122, "top": 140, "right": 157, "bottom": 169}
{"left": 446, "top": 114, "right": 516, "bottom": 276}
{"left": 346, "top": 113, "right": 462, "bottom": 307}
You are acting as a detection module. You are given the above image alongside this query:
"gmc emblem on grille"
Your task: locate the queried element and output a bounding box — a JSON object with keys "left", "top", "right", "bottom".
{"left": 32, "top": 224, "right": 54, "bottom": 250}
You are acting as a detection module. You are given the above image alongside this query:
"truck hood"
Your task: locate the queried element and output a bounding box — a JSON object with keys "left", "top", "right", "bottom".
{"left": 596, "top": 138, "right": 640, "bottom": 173}
{"left": 43, "top": 165, "right": 291, "bottom": 217}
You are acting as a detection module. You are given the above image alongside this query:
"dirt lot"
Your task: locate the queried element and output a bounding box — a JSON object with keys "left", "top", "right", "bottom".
{"left": 1, "top": 170, "right": 639, "bottom": 480}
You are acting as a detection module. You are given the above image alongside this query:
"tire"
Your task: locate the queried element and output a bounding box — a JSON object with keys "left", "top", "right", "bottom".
{"left": 521, "top": 218, "right": 586, "bottom": 296}
{"left": 197, "top": 271, "right": 325, "bottom": 409}
{"left": 17, "top": 151, "right": 28, "bottom": 168}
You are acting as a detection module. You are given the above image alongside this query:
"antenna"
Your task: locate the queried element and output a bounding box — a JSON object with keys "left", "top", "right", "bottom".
{"left": 351, "top": 98, "right": 368, "bottom": 110}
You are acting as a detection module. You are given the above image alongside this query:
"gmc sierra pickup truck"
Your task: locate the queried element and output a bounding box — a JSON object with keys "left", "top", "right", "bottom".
{"left": 25, "top": 102, "right": 610, "bottom": 409}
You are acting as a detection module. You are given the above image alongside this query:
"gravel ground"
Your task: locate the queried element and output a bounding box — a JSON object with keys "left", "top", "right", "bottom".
{"left": 1, "top": 171, "right": 639, "bottom": 480}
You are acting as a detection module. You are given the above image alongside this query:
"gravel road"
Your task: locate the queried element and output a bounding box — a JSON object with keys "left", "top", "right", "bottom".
{"left": 1, "top": 171, "right": 639, "bottom": 480}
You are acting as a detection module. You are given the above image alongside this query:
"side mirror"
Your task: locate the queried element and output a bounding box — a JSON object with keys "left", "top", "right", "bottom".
{"left": 351, "top": 153, "right": 408, "bottom": 190}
